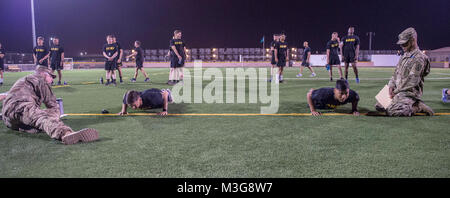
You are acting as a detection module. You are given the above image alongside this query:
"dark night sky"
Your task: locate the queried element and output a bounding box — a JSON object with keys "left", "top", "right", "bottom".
{"left": 1, "top": 0, "right": 449, "bottom": 56}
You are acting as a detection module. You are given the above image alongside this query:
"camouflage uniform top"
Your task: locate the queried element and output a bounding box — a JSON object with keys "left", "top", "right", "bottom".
{"left": 2, "top": 73, "right": 59, "bottom": 115}
{"left": 388, "top": 48, "right": 430, "bottom": 100}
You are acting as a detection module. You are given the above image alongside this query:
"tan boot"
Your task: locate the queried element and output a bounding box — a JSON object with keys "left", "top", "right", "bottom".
{"left": 62, "top": 128, "right": 99, "bottom": 145}
{"left": 416, "top": 102, "right": 434, "bottom": 116}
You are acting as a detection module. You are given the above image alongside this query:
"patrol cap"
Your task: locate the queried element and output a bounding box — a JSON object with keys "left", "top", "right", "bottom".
{"left": 35, "top": 66, "right": 57, "bottom": 78}
{"left": 397, "top": 27, "right": 417, "bottom": 45}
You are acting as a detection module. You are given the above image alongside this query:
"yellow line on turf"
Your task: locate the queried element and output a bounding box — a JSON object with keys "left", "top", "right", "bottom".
{"left": 65, "top": 112, "right": 450, "bottom": 116}
{"left": 81, "top": 81, "right": 96, "bottom": 85}
{"left": 53, "top": 85, "right": 71, "bottom": 88}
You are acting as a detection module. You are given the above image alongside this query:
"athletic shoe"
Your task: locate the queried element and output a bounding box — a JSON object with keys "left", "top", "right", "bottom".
{"left": 63, "top": 81, "right": 67, "bottom": 85}
{"left": 105, "top": 82, "right": 110, "bottom": 86}
{"left": 356, "top": 78, "right": 360, "bottom": 84}
{"left": 62, "top": 128, "right": 99, "bottom": 145}
{"left": 57, "top": 81, "right": 62, "bottom": 85}
{"left": 144, "top": 78, "right": 150, "bottom": 82}
{"left": 120, "top": 79, "right": 124, "bottom": 84}
{"left": 442, "top": 89, "right": 449, "bottom": 103}
{"left": 330, "top": 77, "right": 333, "bottom": 81}
{"left": 0, "top": 82, "right": 3, "bottom": 86}
{"left": 167, "top": 80, "right": 176, "bottom": 85}
{"left": 130, "top": 78, "right": 136, "bottom": 82}
{"left": 326, "top": 64, "right": 330, "bottom": 71}
{"left": 100, "top": 77, "right": 104, "bottom": 84}
{"left": 310, "top": 73, "right": 316, "bottom": 77}
{"left": 267, "top": 79, "right": 272, "bottom": 82}
{"left": 279, "top": 80, "right": 284, "bottom": 83}
{"left": 296, "top": 73, "right": 303, "bottom": 77}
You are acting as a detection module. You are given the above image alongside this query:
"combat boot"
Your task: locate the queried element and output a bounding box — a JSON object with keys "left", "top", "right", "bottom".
{"left": 416, "top": 102, "right": 434, "bottom": 116}
{"left": 62, "top": 128, "right": 99, "bottom": 145}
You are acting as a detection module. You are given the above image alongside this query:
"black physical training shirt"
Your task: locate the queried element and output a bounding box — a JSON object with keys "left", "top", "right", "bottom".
{"left": 275, "top": 41, "right": 288, "bottom": 60}
{"left": 134, "top": 47, "right": 144, "bottom": 63}
{"left": 341, "top": 35, "right": 360, "bottom": 55}
{"left": 123, "top": 88, "right": 164, "bottom": 109}
{"left": 270, "top": 41, "right": 278, "bottom": 57}
{"left": 0, "top": 47, "right": 4, "bottom": 65}
{"left": 326, "top": 40, "right": 340, "bottom": 57}
{"left": 103, "top": 43, "right": 118, "bottom": 60}
{"left": 50, "top": 45, "right": 64, "bottom": 63}
{"left": 169, "top": 39, "right": 186, "bottom": 58}
{"left": 33, "top": 45, "right": 49, "bottom": 65}
{"left": 302, "top": 47, "right": 311, "bottom": 62}
{"left": 311, "top": 88, "right": 359, "bottom": 111}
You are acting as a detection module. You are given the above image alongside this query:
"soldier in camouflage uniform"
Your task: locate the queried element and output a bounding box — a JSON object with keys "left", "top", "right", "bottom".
{"left": 375, "top": 27, "right": 434, "bottom": 116}
{"left": 1, "top": 66, "right": 99, "bottom": 144}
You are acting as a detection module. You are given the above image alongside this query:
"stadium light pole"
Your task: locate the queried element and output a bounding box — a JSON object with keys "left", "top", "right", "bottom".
{"left": 31, "top": 0, "right": 37, "bottom": 47}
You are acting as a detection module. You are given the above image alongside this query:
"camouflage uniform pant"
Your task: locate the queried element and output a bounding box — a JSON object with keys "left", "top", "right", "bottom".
{"left": 2, "top": 102, "right": 72, "bottom": 140}
{"left": 376, "top": 93, "right": 417, "bottom": 117}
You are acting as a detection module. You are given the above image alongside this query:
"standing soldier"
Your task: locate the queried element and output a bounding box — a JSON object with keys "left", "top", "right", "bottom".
{"left": 274, "top": 33, "right": 288, "bottom": 83}
{"left": 167, "top": 30, "right": 187, "bottom": 85}
{"left": 269, "top": 34, "right": 279, "bottom": 82}
{"left": 127, "top": 41, "right": 150, "bottom": 82}
{"left": 112, "top": 36, "right": 124, "bottom": 84}
{"left": 340, "top": 27, "right": 360, "bottom": 83}
{"left": 33, "top": 37, "right": 49, "bottom": 67}
{"left": 297, "top": 41, "right": 316, "bottom": 78}
{"left": 326, "top": 32, "right": 342, "bottom": 81}
{"left": 102, "top": 35, "right": 119, "bottom": 86}
{"left": 49, "top": 37, "right": 65, "bottom": 85}
{"left": 1, "top": 66, "right": 99, "bottom": 144}
{"left": 375, "top": 27, "right": 434, "bottom": 116}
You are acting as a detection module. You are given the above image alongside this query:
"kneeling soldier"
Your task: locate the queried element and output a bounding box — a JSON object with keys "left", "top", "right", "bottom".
{"left": 1, "top": 66, "right": 99, "bottom": 145}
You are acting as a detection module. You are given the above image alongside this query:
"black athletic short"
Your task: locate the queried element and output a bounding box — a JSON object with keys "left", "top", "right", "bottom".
{"left": 136, "top": 61, "right": 143, "bottom": 68}
{"left": 343, "top": 52, "right": 356, "bottom": 63}
{"left": 328, "top": 55, "right": 341, "bottom": 65}
{"left": 276, "top": 58, "right": 286, "bottom": 67}
{"left": 301, "top": 61, "right": 311, "bottom": 67}
{"left": 51, "top": 62, "right": 63, "bottom": 71}
{"left": 170, "top": 56, "right": 185, "bottom": 68}
{"left": 271, "top": 56, "right": 276, "bottom": 65}
{"left": 105, "top": 61, "right": 117, "bottom": 71}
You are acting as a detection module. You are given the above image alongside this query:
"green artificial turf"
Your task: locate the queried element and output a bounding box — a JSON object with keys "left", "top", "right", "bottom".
{"left": 0, "top": 67, "right": 449, "bottom": 177}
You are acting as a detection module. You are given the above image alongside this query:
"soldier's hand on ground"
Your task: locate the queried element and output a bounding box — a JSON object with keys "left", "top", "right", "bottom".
{"left": 157, "top": 111, "right": 168, "bottom": 116}
{"left": 117, "top": 111, "right": 127, "bottom": 116}
{"left": 311, "top": 111, "right": 321, "bottom": 116}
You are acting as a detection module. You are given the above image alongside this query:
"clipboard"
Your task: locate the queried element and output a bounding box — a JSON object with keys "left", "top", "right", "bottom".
{"left": 375, "top": 85, "right": 393, "bottom": 109}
